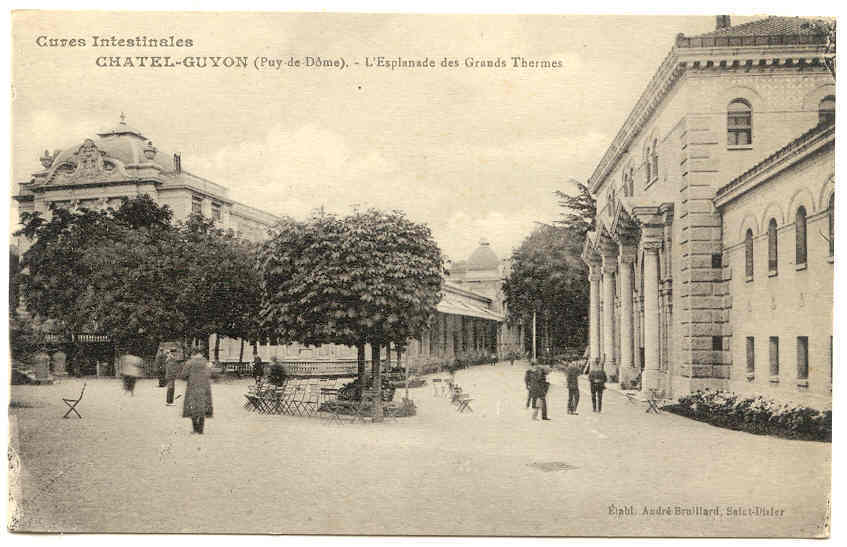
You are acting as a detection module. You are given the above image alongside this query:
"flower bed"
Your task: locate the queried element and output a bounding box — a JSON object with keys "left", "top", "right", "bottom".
{"left": 666, "top": 389, "right": 831, "bottom": 442}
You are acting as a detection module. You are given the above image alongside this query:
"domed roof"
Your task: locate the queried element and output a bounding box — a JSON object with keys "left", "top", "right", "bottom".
{"left": 45, "top": 114, "right": 176, "bottom": 175}
{"left": 466, "top": 238, "right": 500, "bottom": 271}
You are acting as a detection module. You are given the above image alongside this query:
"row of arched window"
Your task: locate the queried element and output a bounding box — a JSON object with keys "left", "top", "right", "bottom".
{"left": 728, "top": 96, "right": 835, "bottom": 147}
{"left": 744, "top": 194, "right": 834, "bottom": 279}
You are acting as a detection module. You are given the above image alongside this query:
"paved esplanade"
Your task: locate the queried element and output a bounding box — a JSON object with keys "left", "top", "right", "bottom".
{"left": 9, "top": 364, "right": 829, "bottom": 536}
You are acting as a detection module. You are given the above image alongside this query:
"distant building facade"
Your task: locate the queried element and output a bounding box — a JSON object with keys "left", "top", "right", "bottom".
{"left": 580, "top": 16, "right": 834, "bottom": 407}
{"left": 449, "top": 238, "right": 524, "bottom": 358}
{"left": 13, "top": 115, "right": 279, "bottom": 248}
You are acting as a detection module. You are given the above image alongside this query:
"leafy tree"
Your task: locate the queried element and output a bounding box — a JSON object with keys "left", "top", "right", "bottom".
{"left": 258, "top": 208, "right": 443, "bottom": 419}
{"left": 174, "top": 214, "right": 262, "bottom": 359}
{"left": 554, "top": 179, "right": 596, "bottom": 243}
{"left": 16, "top": 204, "right": 117, "bottom": 343}
{"left": 15, "top": 196, "right": 262, "bottom": 362}
{"left": 503, "top": 224, "right": 589, "bottom": 356}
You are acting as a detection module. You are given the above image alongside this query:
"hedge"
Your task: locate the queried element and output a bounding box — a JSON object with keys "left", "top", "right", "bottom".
{"left": 665, "top": 389, "right": 831, "bottom": 442}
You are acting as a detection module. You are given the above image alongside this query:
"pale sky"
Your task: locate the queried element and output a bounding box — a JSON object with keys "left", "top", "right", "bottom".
{"left": 10, "top": 12, "right": 761, "bottom": 262}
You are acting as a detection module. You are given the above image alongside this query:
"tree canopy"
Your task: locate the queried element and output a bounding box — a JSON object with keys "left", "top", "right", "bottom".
{"left": 15, "top": 195, "right": 260, "bottom": 357}
{"left": 258, "top": 208, "right": 444, "bottom": 350}
{"left": 504, "top": 181, "right": 596, "bottom": 356}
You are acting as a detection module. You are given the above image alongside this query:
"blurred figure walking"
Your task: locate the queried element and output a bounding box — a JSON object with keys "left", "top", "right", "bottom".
{"left": 181, "top": 349, "right": 214, "bottom": 434}
{"left": 120, "top": 354, "right": 143, "bottom": 396}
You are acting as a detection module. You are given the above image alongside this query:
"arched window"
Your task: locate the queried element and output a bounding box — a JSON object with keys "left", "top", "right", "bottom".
{"left": 745, "top": 228, "right": 754, "bottom": 279}
{"left": 829, "top": 193, "right": 835, "bottom": 257}
{"left": 767, "top": 218, "right": 778, "bottom": 274}
{"left": 819, "top": 96, "right": 835, "bottom": 125}
{"left": 795, "top": 206, "right": 807, "bottom": 266}
{"left": 651, "top": 138, "right": 659, "bottom": 180}
{"left": 728, "top": 99, "right": 752, "bottom": 146}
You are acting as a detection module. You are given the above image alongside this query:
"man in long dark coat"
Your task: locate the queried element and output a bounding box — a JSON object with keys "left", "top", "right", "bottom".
{"left": 588, "top": 363, "right": 608, "bottom": 413}
{"left": 181, "top": 350, "right": 213, "bottom": 434}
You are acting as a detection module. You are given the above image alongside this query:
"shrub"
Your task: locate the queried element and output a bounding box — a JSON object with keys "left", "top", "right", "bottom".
{"left": 670, "top": 389, "right": 830, "bottom": 442}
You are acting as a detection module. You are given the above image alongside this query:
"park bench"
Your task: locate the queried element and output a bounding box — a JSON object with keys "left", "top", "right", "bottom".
{"left": 62, "top": 382, "right": 86, "bottom": 419}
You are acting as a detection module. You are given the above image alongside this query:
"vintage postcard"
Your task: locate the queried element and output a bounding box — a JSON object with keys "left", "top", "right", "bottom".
{"left": 6, "top": 10, "right": 835, "bottom": 537}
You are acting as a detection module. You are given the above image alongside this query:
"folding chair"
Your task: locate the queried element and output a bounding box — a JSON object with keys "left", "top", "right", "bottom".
{"left": 62, "top": 382, "right": 87, "bottom": 419}
{"left": 431, "top": 378, "right": 442, "bottom": 397}
{"left": 646, "top": 389, "right": 663, "bottom": 414}
{"left": 244, "top": 393, "right": 261, "bottom": 412}
{"left": 456, "top": 395, "right": 474, "bottom": 413}
{"left": 354, "top": 392, "right": 376, "bottom": 423}
{"left": 319, "top": 388, "right": 348, "bottom": 425}
{"left": 383, "top": 402, "right": 401, "bottom": 422}
{"left": 300, "top": 385, "right": 320, "bottom": 417}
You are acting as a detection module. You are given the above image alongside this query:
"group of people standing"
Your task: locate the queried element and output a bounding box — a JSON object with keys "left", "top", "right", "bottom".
{"left": 523, "top": 359, "right": 608, "bottom": 419}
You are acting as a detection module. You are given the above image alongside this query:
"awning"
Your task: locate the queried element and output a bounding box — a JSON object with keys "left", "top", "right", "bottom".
{"left": 436, "top": 295, "right": 504, "bottom": 322}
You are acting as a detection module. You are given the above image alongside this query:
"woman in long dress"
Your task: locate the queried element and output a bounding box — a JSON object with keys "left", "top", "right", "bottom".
{"left": 180, "top": 350, "right": 213, "bottom": 434}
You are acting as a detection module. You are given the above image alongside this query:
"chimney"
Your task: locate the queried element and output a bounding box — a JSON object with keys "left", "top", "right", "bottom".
{"left": 716, "top": 15, "right": 731, "bottom": 30}
{"left": 173, "top": 153, "right": 182, "bottom": 173}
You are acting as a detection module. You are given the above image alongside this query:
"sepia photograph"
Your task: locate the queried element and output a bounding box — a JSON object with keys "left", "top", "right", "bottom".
{"left": 5, "top": 7, "right": 837, "bottom": 538}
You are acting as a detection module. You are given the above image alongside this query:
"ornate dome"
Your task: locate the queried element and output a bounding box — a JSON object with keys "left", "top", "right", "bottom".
{"left": 466, "top": 238, "right": 500, "bottom": 271}
{"left": 42, "top": 114, "right": 176, "bottom": 178}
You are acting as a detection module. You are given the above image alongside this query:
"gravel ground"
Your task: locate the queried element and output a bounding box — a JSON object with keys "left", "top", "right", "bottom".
{"left": 8, "top": 363, "right": 830, "bottom": 536}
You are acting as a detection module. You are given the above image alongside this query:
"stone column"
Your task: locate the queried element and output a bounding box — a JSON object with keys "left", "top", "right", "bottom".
{"left": 588, "top": 267, "right": 602, "bottom": 363}
{"left": 642, "top": 242, "right": 661, "bottom": 393}
{"left": 618, "top": 250, "right": 636, "bottom": 388}
{"left": 602, "top": 256, "right": 618, "bottom": 380}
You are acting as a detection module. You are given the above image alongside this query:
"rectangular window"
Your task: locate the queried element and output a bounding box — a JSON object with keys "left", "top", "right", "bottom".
{"left": 712, "top": 253, "right": 723, "bottom": 269}
{"left": 191, "top": 196, "right": 202, "bottom": 215}
{"left": 712, "top": 336, "right": 723, "bottom": 351}
{"left": 769, "top": 336, "right": 780, "bottom": 378}
{"left": 797, "top": 336, "right": 809, "bottom": 380}
{"left": 211, "top": 202, "right": 222, "bottom": 222}
{"left": 746, "top": 337, "right": 755, "bottom": 374}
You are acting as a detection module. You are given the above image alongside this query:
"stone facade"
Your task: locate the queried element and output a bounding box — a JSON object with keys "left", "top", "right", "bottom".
{"left": 13, "top": 116, "right": 280, "bottom": 250}
{"left": 715, "top": 123, "right": 833, "bottom": 408}
{"left": 581, "top": 16, "right": 834, "bottom": 405}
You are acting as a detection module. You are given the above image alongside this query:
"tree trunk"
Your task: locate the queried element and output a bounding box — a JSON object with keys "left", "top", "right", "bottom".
{"left": 214, "top": 334, "right": 221, "bottom": 362}
{"left": 371, "top": 343, "right": 383, "bottom": 422}
{"left": 356, "top": 342, "right": 366, "bottom": 401}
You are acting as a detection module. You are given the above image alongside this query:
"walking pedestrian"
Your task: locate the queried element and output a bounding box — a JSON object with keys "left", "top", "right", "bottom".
{"left": 531, "top": 365, "right": 551, "bottom": 421}
{"left": 164, "top": 349, "right": 181, "bottom": 406}
{"left": 525, "top": 361, "right": 537, "bottom": 409}
{"left": 181, "top": 349, "right": 214, "bottom": 434}
{"left": 566, "top": 360, "right": 582, "bottom": 415}
{"left": 120, "top": 354, "right": 143, "bottom": 396}
{"left": 589, "top": 363, "right": 607, "bottom": 413}
{"left": 252, "top": 355, "right": 264, "bottom": 384}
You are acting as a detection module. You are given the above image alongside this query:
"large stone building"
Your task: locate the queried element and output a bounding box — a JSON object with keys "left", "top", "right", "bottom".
{"left": 13, "top": 114, "right": 279, "bottom": 247}
{"left": 580, "top": 16, "right": 834, "bottom": 407}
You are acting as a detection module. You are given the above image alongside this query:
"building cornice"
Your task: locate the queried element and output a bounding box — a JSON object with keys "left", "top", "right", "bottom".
{"left": 588, "top": 40, "right": 830, "bottom": 195}
{"left": 714, "top": 122, "right": 834, "bottom": 208}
